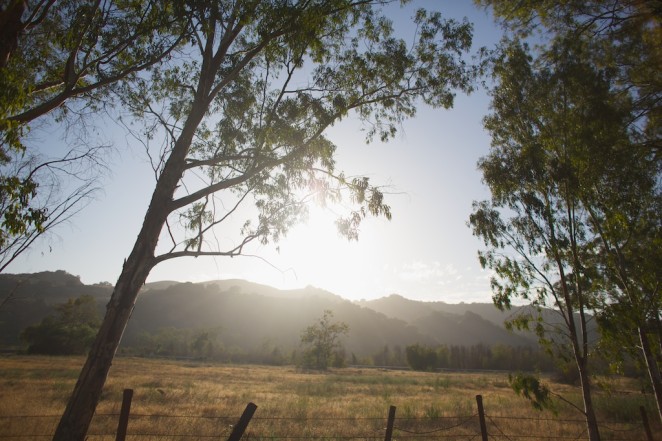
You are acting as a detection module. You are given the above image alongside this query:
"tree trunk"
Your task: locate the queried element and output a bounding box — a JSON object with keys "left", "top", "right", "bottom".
{"left": 51, "top": 100, "right": 205, "bottom": 441}
{"left": 51, "top": 180, "right": 175, "bottom": 440}
{"left": 0, "top": 0, "right": 25, "bottom": 68}
{"left": 51, "top": 244, "right": 156, "bottom": 441}
{"left": 576, "top": 357, "right": 601, "bottom": 441}
{"left": 639, "top": 326, "right": 662, "bottom": 423}
{"left": 564, "top": 290, "right": 600, "bottom": 441}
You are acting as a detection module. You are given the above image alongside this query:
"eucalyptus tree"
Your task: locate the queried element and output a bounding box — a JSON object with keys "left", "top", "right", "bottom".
{"left": 468, "top": 39, "right": 645, "bottom": 440}
{"left": 0, "top": 0, "right": 187, "bottom": 270}
{"left": 476, "top": 0, "right": 662, "bottom": 422}
{"left": 53, "top": 1, "right": 478, "bottom": 439}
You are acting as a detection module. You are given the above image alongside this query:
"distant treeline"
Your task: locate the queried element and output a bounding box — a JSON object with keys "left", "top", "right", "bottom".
{"left": 404, "top": 343, "right": 556, "bottom": 372}
{"left": 116, "top": 325, "right": 557, "bottom": 373}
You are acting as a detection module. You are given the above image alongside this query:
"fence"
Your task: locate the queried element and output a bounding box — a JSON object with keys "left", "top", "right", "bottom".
{"left": 0, "top": 391, "right": 657, "bottom": 441}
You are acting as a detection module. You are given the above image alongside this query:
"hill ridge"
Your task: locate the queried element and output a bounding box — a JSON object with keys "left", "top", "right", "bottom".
{"left": 0, "top": 270, "right": 538, "bottom": 356}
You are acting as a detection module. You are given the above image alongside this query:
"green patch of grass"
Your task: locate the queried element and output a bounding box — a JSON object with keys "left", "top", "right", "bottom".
{"left": 424, "top": 403, "right": 442, "bottom": 419}
{"left": 291, "top": 380, "right": 342, "bottom": 397}
{"left": 431, "top": 376, "right": 452, "bottom": 390}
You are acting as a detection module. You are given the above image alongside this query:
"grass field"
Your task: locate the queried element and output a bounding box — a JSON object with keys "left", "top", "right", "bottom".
{"left": 0, "top": 355, "right": 659, "bottom": 440}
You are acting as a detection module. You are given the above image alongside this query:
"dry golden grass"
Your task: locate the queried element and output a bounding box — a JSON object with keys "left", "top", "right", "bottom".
{"left": 0, "top": 355, "right": 658, "bottom": 440}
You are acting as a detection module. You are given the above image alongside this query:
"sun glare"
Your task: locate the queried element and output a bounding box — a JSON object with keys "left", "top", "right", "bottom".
{"left": 277, "top": 204, "right": 366, "bottom": 290}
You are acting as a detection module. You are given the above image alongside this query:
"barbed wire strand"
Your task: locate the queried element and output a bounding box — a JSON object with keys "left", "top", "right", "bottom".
{"left": 394, "top": 413, "right": 478, "bottom": 435}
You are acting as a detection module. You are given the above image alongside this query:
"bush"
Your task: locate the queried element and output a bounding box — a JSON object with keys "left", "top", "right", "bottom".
{"left": 21, "top": 295, "right": 100, "bottom": 355}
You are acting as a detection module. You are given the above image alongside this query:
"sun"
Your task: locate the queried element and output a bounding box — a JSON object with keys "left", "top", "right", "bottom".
{"left": 277, "top": 204, "right": 361, "bottom": 288}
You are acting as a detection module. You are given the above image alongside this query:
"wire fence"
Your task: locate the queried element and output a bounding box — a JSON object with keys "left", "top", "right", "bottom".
{"left": 0, "top": 394, "right": 656, "bottom": 441}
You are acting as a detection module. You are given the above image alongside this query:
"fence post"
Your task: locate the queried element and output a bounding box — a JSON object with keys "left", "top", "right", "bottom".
{"left": 384, "top": 405, "right": 396, "bottom": 441}
{"left": 475, "top": 394, "right": 488, "bottom": 441}
{"left": 115, "top": 388, "right": 133, "bottom": 441}
{"left": 639, "top": 406, "right": 654, "bottom": 441}
{"left": 227, "top": 402, "right": 258, "bottom": 441}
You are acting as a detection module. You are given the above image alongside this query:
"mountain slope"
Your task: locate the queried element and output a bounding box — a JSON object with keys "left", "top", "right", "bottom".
{"left": 1, "top": 271, "right": 538, "bottom": 354}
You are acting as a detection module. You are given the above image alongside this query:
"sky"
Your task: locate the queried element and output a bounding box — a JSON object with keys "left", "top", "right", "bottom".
{"left": 8, "top": 1, "right": 504, "bottom": 303}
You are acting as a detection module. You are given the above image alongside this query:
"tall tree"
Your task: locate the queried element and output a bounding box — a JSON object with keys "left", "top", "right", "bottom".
{"left": 587, "top": 144, "right": 662, "bottom": 420}
{"left": 53, "top": 1, "right": 478, "bottom": 439}
{"left": 476, "top": 0, "right": 662, "bottom": 422}
{"left": 0, "top": 0, "right": 187, "bottom": 269}
{"left": 468, "top": 39, "right": 642, "bottom": 440}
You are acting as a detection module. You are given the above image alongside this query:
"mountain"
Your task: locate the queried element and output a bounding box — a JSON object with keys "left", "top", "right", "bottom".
{"left": 357, "top": 294, "right": 537, "bottom": 346}
{"left": 124, "top": 280, "right": 429, "bottom": 356}
{"left": 356, "top": 294, "right": 519, "bottom": 327}
{"left": 0, "top": 271, "right": 537, "bottom": 356}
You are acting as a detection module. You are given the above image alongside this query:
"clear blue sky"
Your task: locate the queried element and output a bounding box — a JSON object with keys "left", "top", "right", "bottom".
{"left": 9, "top": 1, "right": 503, "bottom": 303}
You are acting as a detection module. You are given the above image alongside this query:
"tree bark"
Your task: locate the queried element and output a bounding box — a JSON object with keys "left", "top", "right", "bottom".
{"left": 639, "top": 326, "right": 662, "bottom": 423}
{"left": 563, "top": 288, "right": 601, "bottom": 441}
{"left": 51, "top": 181, "right": 175, "bottom": 440}
{"left": 52, "top": 93, "right": 207, "bottom": 441}
{"left": 576, "top": 356, "right": 601, "bottom": 441}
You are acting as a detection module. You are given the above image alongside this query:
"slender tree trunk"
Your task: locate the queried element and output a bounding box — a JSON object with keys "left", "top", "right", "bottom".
{"left": 51, "top": 180, "right": 175, "bottom": 440}
{"left": 51, "top": 239, "right": 157, "bottom": 441}
{"left": 52, "top": 98, "right": 207, "bottom": 441}
{"left": 639, "top": 326, "right": 662, "bottom": 423}
{"left": 655, "top": 311, "right": 662, "bottom": 356}
{"left": 564, "top": 295, "right": 600, "bottom": 441}
{"left": 576, "top": 357, "right": 601, "bottom": 441}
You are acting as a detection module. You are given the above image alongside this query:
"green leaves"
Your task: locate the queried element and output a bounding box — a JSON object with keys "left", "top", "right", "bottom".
{"left": 478, "top": 0, "right": 661, "bottom": 160}
{"left": 20, "top": 295, "right": 101, "bottom": 355}
{"left": 509, "top": 373, "right": 557, "bottom": 413}
{"left": 135, "top": 0, "right": 479, "bottom": 263}
{"left": 0, "top": 174, "right": 45, "bottom": 249}
{"left": 1, "top": 0, "right": 188, "bottom": 269}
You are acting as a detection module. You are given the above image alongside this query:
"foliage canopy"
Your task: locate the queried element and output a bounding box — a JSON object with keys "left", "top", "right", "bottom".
{"left": 21, "top": 295, "right": 100, "bottom": 355}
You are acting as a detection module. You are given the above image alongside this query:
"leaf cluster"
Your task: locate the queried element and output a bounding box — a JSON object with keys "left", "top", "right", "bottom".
{"left": 509, "top": 372, "right": 557, "bottom": 413}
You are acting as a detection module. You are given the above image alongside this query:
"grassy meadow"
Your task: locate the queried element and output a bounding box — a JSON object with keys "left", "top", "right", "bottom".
{"left": 0, "top": 355, "right": 658, "bottom": 440}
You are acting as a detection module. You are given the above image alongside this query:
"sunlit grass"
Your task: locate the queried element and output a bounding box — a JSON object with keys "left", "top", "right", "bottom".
{"left": 0, "top": 355, "right": 657, "bottom": 440}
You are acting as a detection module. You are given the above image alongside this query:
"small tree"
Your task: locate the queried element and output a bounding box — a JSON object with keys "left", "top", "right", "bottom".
{"left": 21, "top": 295, "right": 100, "bottom": 355}
{"left": 300, "top": 310, "right": 349, "bottom": 370}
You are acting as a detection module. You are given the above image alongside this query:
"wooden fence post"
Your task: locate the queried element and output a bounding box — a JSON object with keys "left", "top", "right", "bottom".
{"left": 115, "top": 388, "right": 133, "bottom": 441}
{"left": 475, "top": 394, "right": 488, "bottom": 441}
{"left": 384, "top": 405, "right": 396, "bottom": 441}
{"left": 227, "top": 402, "right": 258, "bottom": 441}
{"left": 639, "top": 406, "right": 654, "bottom": 441}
